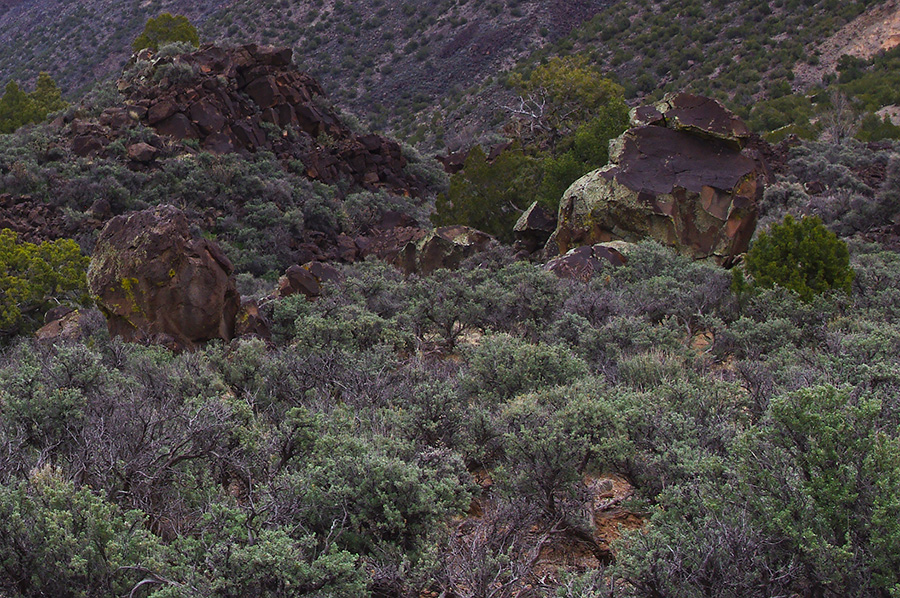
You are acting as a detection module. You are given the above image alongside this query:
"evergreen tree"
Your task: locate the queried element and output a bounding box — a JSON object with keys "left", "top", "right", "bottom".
{"left": 432, "top": 145, "right": 541, "bottom": 242}
{"left": 29, "top": 72, "right": 66, "bottom": 119}
{"left": 0, "top": 81, "right": 36, "bottom": 134}
{"left": 741, "top": 214, "right": 854, "bottom": 302}
{"left": 132, "top": 13, "right": 200, "bottom": 53}
{"left": 0, "top": 229, "right": 89, "bottom": 338}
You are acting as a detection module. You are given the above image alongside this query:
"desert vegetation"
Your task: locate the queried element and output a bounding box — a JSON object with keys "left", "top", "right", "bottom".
{"left": 2, "top": 231, "right": 900, "bottom": 595}
{"left": 2, "top": 2, "right": 900, "bottom": 596}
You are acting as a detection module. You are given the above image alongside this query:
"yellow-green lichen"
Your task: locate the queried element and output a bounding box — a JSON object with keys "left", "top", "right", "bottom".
{"left": 120, "top": 277, "right": 144, "bottom": 315}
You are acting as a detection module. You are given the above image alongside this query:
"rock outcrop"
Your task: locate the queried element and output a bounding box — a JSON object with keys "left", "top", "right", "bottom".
{"left": 514, "top": 201, "right": 558, "bottom": 256}
{"left": 65, "top": 44, "right": 423, "bottom": 196}
{"left": 548, "top": 93, "right": 765, "bottom": 264}
{"left": 544, "top": 242, "right": 629, "bottom": 281}
{"left": 0, "top": 194, "right": 102, "bottom": 244}
{"left": 395, "top": 225, "right": 497, "bottom": 275}
{"left": 88, "top": 205, "right": 240, "bottom": 350}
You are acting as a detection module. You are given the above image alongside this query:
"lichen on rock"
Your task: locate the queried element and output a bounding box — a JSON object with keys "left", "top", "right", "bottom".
{"left": 547, "top": 93, "right": 766, "bottom": 265}
{"left": 87, "top": 205, "right": 240, "bottom": 350}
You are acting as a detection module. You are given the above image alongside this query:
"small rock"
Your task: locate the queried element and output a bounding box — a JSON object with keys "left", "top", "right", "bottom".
{"left": 545, "top": 243, "right": 628, "bottom": 281}
{"left": 235, "top": 298, "right": 271, "bottom": 340}
{"left": 277, "top": 264, "right": 322, "bottom": 298}
{"left": 127, "top": 142, "right": 158, "bottom": 163}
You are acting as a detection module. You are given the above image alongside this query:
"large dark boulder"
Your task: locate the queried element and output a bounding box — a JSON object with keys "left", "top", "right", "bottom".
{"left": 88, "top": 205, "right": 240, "bottom": 350}
{"left": 548, "top": 93, "right": 765, "bottom": 265}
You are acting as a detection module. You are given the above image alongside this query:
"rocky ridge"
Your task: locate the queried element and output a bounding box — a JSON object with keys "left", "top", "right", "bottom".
{"left": 64, "top": 44, "right": 423, "bottom": 196}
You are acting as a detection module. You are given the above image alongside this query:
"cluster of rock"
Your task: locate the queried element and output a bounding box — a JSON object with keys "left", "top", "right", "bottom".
{"left": 80, "top": 204, "right": 497, "bottom": 350}
{"left": 73, "top": 93, "right": 767, "bottom": 348}
{"left": 546, "top": 93, "right": 766, "bottom": 268}
{"left": 0, "top": 194, "right": 105, "bottom": 243}
{"left": 64, "top": 44, "right": 422, "bottom": 196}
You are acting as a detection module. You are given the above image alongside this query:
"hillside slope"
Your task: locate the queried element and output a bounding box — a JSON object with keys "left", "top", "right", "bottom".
{"left": 1, "top": 0, "right": 897, "bottom": 150}
{"left": 0, "top": 0, "right": 607, "bottom": 138}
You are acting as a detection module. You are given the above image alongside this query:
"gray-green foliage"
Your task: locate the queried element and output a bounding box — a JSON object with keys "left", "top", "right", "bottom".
{"left": 0, "top": 467, "right": 167, "bottom": 598}
{"left": 0, "top": 128, "right": 425, "bottom": 279}
{"left": 0, "top": 237, "right": 899, "bottom": 596}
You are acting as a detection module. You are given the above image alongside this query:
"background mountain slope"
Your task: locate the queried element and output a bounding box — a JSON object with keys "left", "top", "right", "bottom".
{"left": 4, "top": 0, "right": 899, "bottom": 149}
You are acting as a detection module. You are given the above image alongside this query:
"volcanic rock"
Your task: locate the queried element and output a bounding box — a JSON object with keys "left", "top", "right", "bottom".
{"left": 110, "top": 44, "right": 423, "bottom": 196}
{"left": 0, "top": 194, "right": 97, "bottom": 243}
{"left": 127, "top": 142, "right": 158, "bottom": 163}
{"left": 234, "top": 299, "right": 270, "bottom": 340}
{"left": 88, "top": 205, "right": 240, "bottom": 350}
{"left": 397, "top": 225, "right": 496, "bottom": 274}
{"left": 358, "top": 226, "right": 429, "bottom": 267}
{"left": 514, "top": 201, "right": 558, "bottom": 256}
{"left": 544, "top": 243, "right": 628, "bottom": 281}
{"left": 35, "top": 309, "right": 94, "bottom": 343}
{"left": 548, "top": 93, "right": 764, "bottom": 264}
{"left": 277, "top": 264, "right": 322, "bottom": 298}
{"left": 653, "top": 93, "right": 750, "bottom": 147}
{"left": 275, "top": 260, "right": 342, "bottom": 299}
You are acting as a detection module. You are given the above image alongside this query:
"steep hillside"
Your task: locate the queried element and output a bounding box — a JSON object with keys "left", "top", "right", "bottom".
{"left": 415, "top": 0, "right": 896, "bottom": 149}
{"left": 795, "top": 0, "right": 900, "bottom": 87}
{"left": 1, "top": 0, "right": 897, "bottom": 150}
{"left": 0, "top": 0, "right": 226, "bottom": 91}
{"left": 502, "top": 0, "right": 888, "bottom": 107}
{"left": 0, "top": 0, "right": 608, "bottom": 141}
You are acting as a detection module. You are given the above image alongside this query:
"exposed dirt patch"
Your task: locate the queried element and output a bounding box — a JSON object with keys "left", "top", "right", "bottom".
{"left": 795, "top": 0, "right": 900, "bottom": 87}
{"left": 877, "top": 104, "right": 900, "bottom": 125}
{"left": 585, "top": 474, "right": 644, "bottom": 554}
{"left": 445, "top": 472, "right": 644, "bottom": 596}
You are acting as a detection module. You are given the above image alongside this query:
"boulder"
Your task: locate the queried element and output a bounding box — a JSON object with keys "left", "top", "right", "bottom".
{"left": 304, "top": 260, "right": 341, "bottom": 284}
{"left": 513, "top": 201, "right": 557, "bottom": 255}
{"left": 274, "top": 260, "right": 342, "bottom": 299}
{"left": 398, "top": 225, "right": 496, "bottom": 274}
{"left": 653, "top": 93, "right": 750, "bottom": 148}
{"left": 545, "top": 243, "right": 629, "bottom": 281}
{"left": 35, "top": 309, "right": 95, "bottom": 343}
{"left": 358, "top": 226, "right": 429, "bottom": 266}
{"left": 548, "top": 94, "right": 764, "bottom": 265}
{"left": 277, "top": 264, "right": 322, "bottom": 298}
{"left": 127, "top": 142, "right": 158, "bottom": 163}
{"left": 88, "top": 205, "right": 240, "bottom": 350}
{"left": 234, "top": 299, "right": 270, "bottom": 340}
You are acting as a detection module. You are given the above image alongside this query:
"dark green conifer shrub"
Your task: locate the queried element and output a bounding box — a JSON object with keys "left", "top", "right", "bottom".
{"left": 741, "top": 214, "right": 854, "bottom": 302}
{"left": 132, "top": 13, "right": 200, "bottom": 53}
{"left": 0, "top": 229, "right": 89, "bottom": 339}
